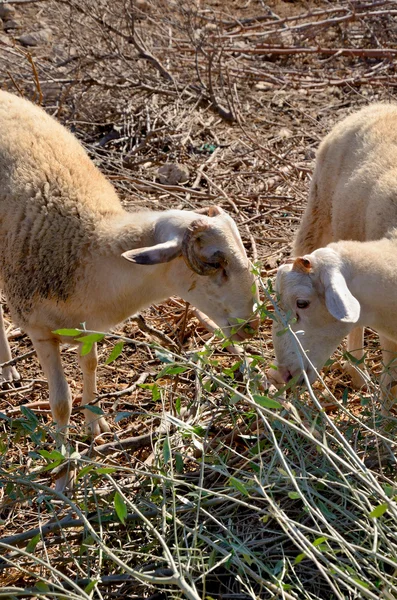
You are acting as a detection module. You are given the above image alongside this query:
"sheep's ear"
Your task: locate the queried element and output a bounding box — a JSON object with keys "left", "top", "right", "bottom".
{"left": 194, "top": 206, "right": 225, "bottom": 217}
{"left": 122, "top": 240, "right": 181, "bottom": 265}
{"left": 208, "top": 205, "right": 224, "bottom": 217}
{"left": 323, "top": 269, "right": 360, "bottom": 323}
{"left": 292, "top": 257, "right": 312, "bottom": 273}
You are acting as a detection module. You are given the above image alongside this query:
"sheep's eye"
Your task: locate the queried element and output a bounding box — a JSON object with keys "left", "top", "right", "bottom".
{"left": 296, "top": 299, "right": 310, "bottom": 309}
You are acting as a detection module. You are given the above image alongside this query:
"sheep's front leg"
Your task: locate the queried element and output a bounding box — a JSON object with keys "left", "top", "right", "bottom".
{"left": 378, "top": 334, "right": 397, "bottom": 416}
{"left": 31, "top": 334, "right": 74, "bottom": 490}
{"left": 78, "top": 343, "right": 110, "bottom": 437}
{"left": 0, "top": 303, "right": 20, "bottom": 384}
{"left": 343, "top": 326, "right": 367, "bottom": 389}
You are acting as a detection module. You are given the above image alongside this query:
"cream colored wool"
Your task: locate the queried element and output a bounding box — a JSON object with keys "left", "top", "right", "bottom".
{"left": 272, "top": 103, "right": 397, "bottom": 414}
{"left": 0, "top": 91, "right": 258, "bottom": 487}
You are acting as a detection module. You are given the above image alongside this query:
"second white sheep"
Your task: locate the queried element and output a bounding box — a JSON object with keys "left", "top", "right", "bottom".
{"left": 272, "top": 103, "right": 397, "bottom": 413}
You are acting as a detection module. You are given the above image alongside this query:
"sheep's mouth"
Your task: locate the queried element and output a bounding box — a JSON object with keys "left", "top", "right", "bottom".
{"left": 290, "top": 366, "right": 318, "bottom": 388}
{"left": 277, "top": 363, "right": 318, "bottom": 388}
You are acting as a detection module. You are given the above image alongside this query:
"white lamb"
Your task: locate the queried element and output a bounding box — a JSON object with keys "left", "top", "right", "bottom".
{"left": 271, "top": 103, "right": 397, "bottom": 413}
{"left": 0, "top": 91, "right": 259, "bottom": 479}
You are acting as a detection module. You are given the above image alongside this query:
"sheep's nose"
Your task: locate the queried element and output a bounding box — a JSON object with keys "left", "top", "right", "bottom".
{"left": 276, "top": 366, "right": 293, "bottom": 383}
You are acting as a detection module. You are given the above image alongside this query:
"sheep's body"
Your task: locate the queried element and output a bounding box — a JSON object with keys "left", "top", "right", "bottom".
{"left": 0, "top": 91, "right": 258, "bottom": 487}
{"left": 272, "top": 103, "right": 397, "bottom": 412}
{"left": 294, "top": 103, "right": 397, "bottom": 254}
{"left": 0, "top": 92, "right": 123, "bottom": 323}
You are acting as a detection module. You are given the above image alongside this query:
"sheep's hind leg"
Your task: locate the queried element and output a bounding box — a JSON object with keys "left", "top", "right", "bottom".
{"left": 378, "top": 334, "right": 397, "bottom": 416}
{"left": 0, "top": 303, "right": 20, "bottom": 384}
{"left": 343, "top": 327, "right": 367, "bottom": 389}
{"left": 31, "top": 334, "right": 75, "bottom": 490}
{"left": 78, "top": 343, "right": 110, "bottom": 437}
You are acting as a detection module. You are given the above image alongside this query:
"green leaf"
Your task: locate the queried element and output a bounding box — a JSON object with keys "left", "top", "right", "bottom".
{"left": 96, "top": 467, "right": 117, "bottom": 475}
{"left": 288, "top": 491, "right": 300, "bottom": 499}
{"left": 106, "top": 341, "right": 124, "bottom": 364}
{"left": 77, "top": 333, "right": 105, "bottom": 356}
{"left": 53, "top": 328, "right": 82, "bottom": 337}
{"left": 34, "top": 582, "right": 50, "bottom": 593}
{"left": 76, "top": 465, "right": 95, "bottom": 480}
{"left": 38, "top": 449, "right": 65, "bottom": 462}
{"left": 276, "top": 327, "right": 289, "bottom": 337}
{"left": 114, "top": 491, "right": 127, "bottom": 524}
{"left": 163, "top": 438, "right": 171, "bottom": 463}
{"left": 191, "top": 425, "right": 206, "bottom": 437}
{"left": 175, "top": 452, "right": 184, "bottom": 474}
{"left": 151, "top": 384, "right": 161, "bottom": 402}
{"left": 158, "top": 364, "right": 188, "bottom": 377}
{"left": 20, "top": 405, "right": 39, "bottom": 425}
{"left": 84, "top": 579, "right": 99, "bottom": 595}
{"left": 80, "top": 535, "right": 95, "bottom": 555}
{"left": 84, "top": 405, "right": 104, "bottom": 415}
{"left": 175, "top": 396, "right": 181, "bottom": 415}
{"left": 229, "top": 476, "right": 249, "bottom": 496}
{"left": 253, "top": 395, "right": 283, "bottom": 410}
{"left": 43, "top": 459, "right": 65, "bottom": 471}
{"left": 115, "top": 411, "right": 133, "bottom": 423}
{"left": 242, "top": 553, "right": 254, "bottom": 566}
{"left": 294, "top": 553, "right": 306, "bottom": 565}
{"left": 352, "top": 577, "right": 370, "bottom": 589}
{"left": 313, "top": 536, "right": 328, "bottom": 547}
{"left": 80, "top": 342, "right": 94, "bottom": 356}
{"left": 26, "top": 533, "right": 41, "bottom": 553}
{"left": 229, "top": 393, "right": 240, "bottom": 405}
{"left": 155, "top": 348, "right": 174, "bottom": 363}
{"left": 369, "top": 503, "right": 388, "bottom": 519}
{"left": 383, "top": 484, "right": 395, "bottom": 498}
{"left": 76, "top": 333, "right": 105, "bottom": 344}
{"left": 139, "top": 382, "right": 161, "bottom": 401}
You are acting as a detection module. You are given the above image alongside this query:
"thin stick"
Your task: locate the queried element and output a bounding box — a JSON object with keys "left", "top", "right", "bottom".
{"left": 24, "top": 51, "right": 43, "bottom": 105}
{"left": 130, "top": 314, "right": 179, "bottom": 352}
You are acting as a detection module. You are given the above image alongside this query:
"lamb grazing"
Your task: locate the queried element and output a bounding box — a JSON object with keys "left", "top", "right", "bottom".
{"left": 0, "top": 90, "right": 259, "bottom": 486}
{"left": 271, "top": 103, "right": 397, "bottom": 414}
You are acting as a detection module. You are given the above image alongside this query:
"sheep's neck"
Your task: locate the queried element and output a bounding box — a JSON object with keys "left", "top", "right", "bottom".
{"left": 338, "top": 238, "right": 397, "bottom": 340}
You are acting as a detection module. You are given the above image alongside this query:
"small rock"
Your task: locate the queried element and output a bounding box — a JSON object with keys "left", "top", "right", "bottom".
{"left": 134, "top": 0, "right": 151, "bottom": 12}
{"left": 3, "top": 19, "right": 19, "bottom": 31}
{"left": 0, "top": 31, "right": 12, "bottom": 45}
{"left": 305, "top": 148, "right": 316, "bottom": 160}
{"left": 18, "top": 28, "right": 52, "bottom": 47}
{"left": 0, "top": 3, "right": 15, "bottom": 19}
{"left": 158, "top": 163, "right": 190, "bottom": 185}
{"left": 255, "top": 81, "right": 273, "bottom": 91}
{"left": 278, "top": 127, "right": 293, "bottom": 139}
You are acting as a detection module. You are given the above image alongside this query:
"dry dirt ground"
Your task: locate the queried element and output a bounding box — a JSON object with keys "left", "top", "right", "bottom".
{"left": 0, "top": 0, "right": 396, "bottom": 597}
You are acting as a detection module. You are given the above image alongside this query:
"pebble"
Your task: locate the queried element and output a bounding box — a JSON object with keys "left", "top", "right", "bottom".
{"left": 18, "top": 28, "right": 52, "bottom": 47}
{"left": 3, "top": 19, "right": 19, "bottom": 31}
{"left": 158, "top": 163, "right": 190, "bottom": 185}
{"left": 0, "top": 3, "right": 15, "bottom": 19}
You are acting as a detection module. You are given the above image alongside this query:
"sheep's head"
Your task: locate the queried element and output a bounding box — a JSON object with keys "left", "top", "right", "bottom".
{"left": 271, "top": 248, "right": 360, "bottom": 386}
{"left": 122, "top": 206, "right": 259, "bottom": 341}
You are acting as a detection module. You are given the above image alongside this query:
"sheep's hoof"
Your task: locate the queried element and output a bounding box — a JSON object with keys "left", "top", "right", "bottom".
{"left": 0, "top": 365, "right": 21, "bottom": 387}
{"left": 266, "top": 366, "right": 286, "bottom": 388}
{"left": 54, "top": 464, "right": 76, "bottom": 493}
{"left": 342, "top": 362, "right": 367, "bottom": 389}
{"left": 87, "top": 416, "right": 111, "bottom": 438}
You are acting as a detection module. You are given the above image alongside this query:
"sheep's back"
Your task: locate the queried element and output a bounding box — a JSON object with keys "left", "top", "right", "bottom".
{"left": 0, "top": 91, "right": 123, "bottom": 321}
{"left": 314, "top": 103, "right": 397, "bottom": 242}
